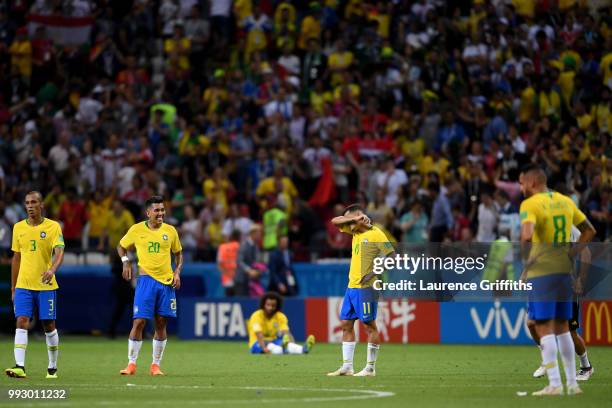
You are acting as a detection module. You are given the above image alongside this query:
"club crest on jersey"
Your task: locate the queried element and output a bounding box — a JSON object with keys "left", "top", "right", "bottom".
{"left": 40, "top": 231, "right": 46, "bottom": 239}
{"left": 162, "top": 234, "right": 168, "bottom": 241}
{"left": 273, "top": 322, "right": 278, "bottom": 328}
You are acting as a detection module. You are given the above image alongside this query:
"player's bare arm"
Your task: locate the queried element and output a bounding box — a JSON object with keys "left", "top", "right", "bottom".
{"left": 331, "top": 213, "right": 370, "bottom": 227}
{"left": 519, "top": 222, "right": 535, "bottom": 282}
{"left": 117, "top": 244, "right": 132, "bottom": 281}
{"left": 42, "top": 246, "right": 64, "bottom": 285}
{"left": 10, "top": 251, "right": 21, "bottom": 302}
{"left": 571, "top": 219, "right": 597, "bottom": 258}
{"left": 172, "top": 250, "right": 183, "bottom": 289}
{"left": 255, "top": 332, "right": 269, "bottom": 354}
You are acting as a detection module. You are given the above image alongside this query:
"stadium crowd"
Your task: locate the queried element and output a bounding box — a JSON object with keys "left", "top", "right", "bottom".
{"left": 0, "top": 0, "right": 611, "bottom": 271}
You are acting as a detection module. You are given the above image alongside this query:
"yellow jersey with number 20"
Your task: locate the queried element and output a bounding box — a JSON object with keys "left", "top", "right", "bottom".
{"left": 119, "top": 221, "right": 182, "bottom": 285}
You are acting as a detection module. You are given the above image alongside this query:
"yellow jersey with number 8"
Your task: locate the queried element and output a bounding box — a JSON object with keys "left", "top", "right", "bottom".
{"left": 11, "top": 218, "right": 64, "bottom": 291}
{"left": 119, "top": 222, "right": 182, "bottom": 285}
{"left": 519, "top": 191, "right": 586, "bottom": 278}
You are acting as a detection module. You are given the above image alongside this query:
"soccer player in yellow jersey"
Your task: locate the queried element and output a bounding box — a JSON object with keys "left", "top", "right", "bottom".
{"left": 6, "top": 191, "right": 65, "bottom": 379}
{"left": 248, "top": 292, "right": 315, "bottom": 355}
{"left": 327, "top": 204, "right": 393, "bottom": 377}
{"left": 519, "top": 165, "right": 596, "bottom": 396}
{"left": 117, "top": 196, "right": 183, "bottom": 376}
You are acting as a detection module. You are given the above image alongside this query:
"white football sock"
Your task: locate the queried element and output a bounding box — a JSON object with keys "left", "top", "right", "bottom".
{"left": 557, "top": 332, "right": 577, "bottom": 386}
{"left": 366, "top": 343, "right": 379, "bottom": 370}
{"left": 286, "top": 342, "right": 304, "bottom": 354}
{"left": 540, "top": 334, "right": 561, "bottom": 387}
{"left": 128, "top": 339, "right": 142, "bottom": 364}
{"left": 14, "top": 329, "right": 28, "bottom": 367}
{"left": 45, "top": 329, "right": 59, "bottom": 369}
{"left": 342, "top": 341, "right": 356, "bottom": 370}
{"left": 537, "top": 344, "right": 543, "bottom": 364}
{"left": 266, "top": 343, "right": 284, "bottom": 355}
{"left": 152, "top": 339, "right": 167, "bottom": 365}
{"left": 579, "top": 352, "right": 590, "bottom": 369}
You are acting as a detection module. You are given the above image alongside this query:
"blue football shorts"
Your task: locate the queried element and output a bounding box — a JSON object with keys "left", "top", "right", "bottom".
{"left": 14, "top": 288, "right": 57, "bottom": 320}
{"left": 340, "top": 287, "right": 378, "bottom": 322}
{"left": 133, "top": 275, "right": 177, "bottom": 319}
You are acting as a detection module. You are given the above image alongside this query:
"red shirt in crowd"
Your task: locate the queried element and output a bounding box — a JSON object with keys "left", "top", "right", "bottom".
{"left": 58, "top": 199, "right": 88, "bottom": 240}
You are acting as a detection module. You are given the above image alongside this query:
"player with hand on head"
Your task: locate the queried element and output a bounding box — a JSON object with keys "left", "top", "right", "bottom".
{"left": 248, "top": 292, "right": 315, "bottom": 355}
{"left": 6, "top": 191, "right": 65, "bottom": 379}
{"left": 519, "top": 165, "right": 596, "bottom": 396}
{"left": 117, "top": 196, "right": 183, "bottom": 376}
{"left": 327, "top": 204, "right": 394, "bottom": 377}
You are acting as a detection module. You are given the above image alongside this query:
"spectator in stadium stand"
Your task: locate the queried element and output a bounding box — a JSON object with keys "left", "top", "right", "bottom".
{"left": 58, "top": 187, "right": 88, "bottom": 251}
{"left": 217, "top": 229, "right": 241, "bottom": 297}
{"left": 326, "top": 203, "right": 352, "bottom": 257}
{"left": 256, "top": 167, "right": 298, "bottom": 217}
{"left": 235, "top": 224, "right": 263, "bottom": 297}
{"left": 428, "top": 182, "right": 453, "bottom": 243}
{"left": 180, "top": 204, "right": 202, "bottom": 262}
{"left": 0, "top": 201, "right": 12, "bottom": 260}
{"left": 400, "top": 200, "right": 429, "bottom": 245}
{"left": 88, "top": 189, "right": 111, "bottom": 250}
{"left": 222, "top": 203, "right": 253, "bottom": 242}
{"left": 262, "top": 197, "right": 288, "bottom": 255}
{"left": 268, "top": 235, "right": 297, "bottom": 296}
{"left": 203, "top": 167, "right": 234, "bottom": 214}
{"left": 9, "top": 26, "right": 31, "bottom": 86}
{"left": 475, "top": 189, "right": 499, "bottom": 242}
{"left": 101, "top": 199, "right": 134, "bottom": 338}
{"left": 0, "top": 0, "right": 610, "bottom": 268}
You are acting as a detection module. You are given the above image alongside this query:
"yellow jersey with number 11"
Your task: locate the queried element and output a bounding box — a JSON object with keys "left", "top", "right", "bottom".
{"left": 119, "top": 221, "right": 182, "bottom": 285}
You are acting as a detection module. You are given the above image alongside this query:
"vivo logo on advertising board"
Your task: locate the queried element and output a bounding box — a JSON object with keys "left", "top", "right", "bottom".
{"left": 470, "top": 301, "right": 531, "bottom": 340}
{"left": 194, "top": 302, "right": 247, "bottom": 338}
{"left": 440, "top": 301, "right": 532, "bottom": 344}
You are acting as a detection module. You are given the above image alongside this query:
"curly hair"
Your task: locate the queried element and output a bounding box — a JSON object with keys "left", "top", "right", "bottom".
{"left": 259, "top": 292, "right": 283, "bottom": 312}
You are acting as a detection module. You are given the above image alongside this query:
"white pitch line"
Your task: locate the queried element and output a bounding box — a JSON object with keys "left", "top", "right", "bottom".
{"left": 1, "top": 386, "right": 394, "bottom": 406}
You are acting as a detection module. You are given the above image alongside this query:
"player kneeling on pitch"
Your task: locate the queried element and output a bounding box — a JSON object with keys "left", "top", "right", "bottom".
{"left": 117, "top": 196, "right": 183, "bottom": 376}
{"left": 248, "top": 292, "right": 315, "bottom": 355}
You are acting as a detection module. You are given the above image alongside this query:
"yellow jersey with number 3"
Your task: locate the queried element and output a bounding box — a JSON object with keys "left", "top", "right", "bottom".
{"left": 11, "top": 218, "right": 64, "bottom": 291}
{"left": 247, "top": 309, "right": 289, "bottom": 346}
{"left": 119, "top": 222, "right": 182, "bottom": 285}
{"left": 519, "top": 191, "right": 586, "bottom": 278}
{"left": 344, "top": 225, "right": 394, "bottom": 288}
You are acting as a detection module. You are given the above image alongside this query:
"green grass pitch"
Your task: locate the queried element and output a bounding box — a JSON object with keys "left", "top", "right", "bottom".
{"left": 0, "top": 337, "right": 611, "bottom": 407}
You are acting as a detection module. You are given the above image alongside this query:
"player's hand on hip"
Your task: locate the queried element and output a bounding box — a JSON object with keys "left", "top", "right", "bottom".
{"left": 42, "top": 269, "right": 54, "bottom": 284}
{"left": 122, "top": 262, "right": 132, "bottom": 281}
{"left": 172, "top": 272, "right": 181, "bottom": 289}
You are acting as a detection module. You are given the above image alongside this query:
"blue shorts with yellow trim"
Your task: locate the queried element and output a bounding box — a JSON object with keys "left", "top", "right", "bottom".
{"left": 527, "top": 273, "right": 572, "bottom": 321}
{"left": 14, "top": 288, "right": 57, "bottom": 320}
{"left": 133, "top": 275, "right": 176, "bottom": 319}
{"left": 340, "top": 287, "right": 377, "bottom": 322}
{"left": 250, "top": 336, "right": 283, "bottom": 354}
